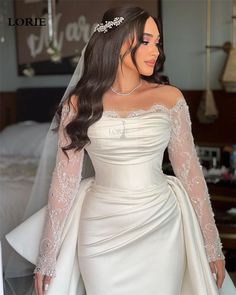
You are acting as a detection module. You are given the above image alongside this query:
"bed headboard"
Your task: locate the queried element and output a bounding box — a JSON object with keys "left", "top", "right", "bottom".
{"left": 15, "top": 87, "right": 66, "bottom": 123}
{"left": 0, "top": 87, "right": 66, "bottom": 130}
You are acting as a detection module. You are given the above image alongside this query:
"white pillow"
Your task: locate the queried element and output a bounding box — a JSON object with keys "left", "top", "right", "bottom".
{"left": 0, "top": 121, "right": 50, "bottom": 158}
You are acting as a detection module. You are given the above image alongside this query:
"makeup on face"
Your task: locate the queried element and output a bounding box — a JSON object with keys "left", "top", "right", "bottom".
{"left": 142, "top": 33, "right": 160, "bottom": 67}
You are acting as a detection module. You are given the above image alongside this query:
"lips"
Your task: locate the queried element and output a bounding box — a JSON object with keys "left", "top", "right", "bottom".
{"left": 144, "top": 60, "right": 156, "bottom": 67}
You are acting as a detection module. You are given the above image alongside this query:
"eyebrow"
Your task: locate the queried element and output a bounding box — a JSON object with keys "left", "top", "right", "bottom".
{"left": 143, "top": 33, "right": 160, "bottom": 40}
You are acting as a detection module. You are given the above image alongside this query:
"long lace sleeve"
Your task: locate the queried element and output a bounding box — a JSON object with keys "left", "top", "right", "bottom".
{"left": 167, "top": 97, "right": 225, "bottom": 262}
{"left": 34, "top": 101, "right": 85, "bottom": 277}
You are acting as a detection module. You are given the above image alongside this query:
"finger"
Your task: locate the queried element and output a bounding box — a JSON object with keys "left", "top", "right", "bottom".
{"left": 216, "top": 262, "right": 225, "bottom": 289}
{"left": 35, "top": 273, "right": 43, "bottom": 295}
{"left": 216, "top": 270, "right": 224, "bottom": 289}
{"left": 37, "top": 276, "right": 43, "bottom": 295}
{"left": 43, "top": 275, "right": 52, "bottom": 293}
{"left": 209, "top": 262, "right": 216, "bottom": 274}
{"left": 34, "top": 278, "right": 39, "bottom": 295}
{"left": 34, "top": 276, "right": 38, "bottom": 295}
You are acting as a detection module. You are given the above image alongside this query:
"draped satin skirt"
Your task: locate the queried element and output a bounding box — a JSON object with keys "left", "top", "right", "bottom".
{"left": 6, "top": 175, "right": 236, "bottom": 295}
{"left": 78, "top": 180, "right": 186, "bottom": 295}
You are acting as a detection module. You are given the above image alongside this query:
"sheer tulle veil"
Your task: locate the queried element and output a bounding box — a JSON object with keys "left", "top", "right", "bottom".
{"left": 4, "top": 42, "right": 95, "bottom": 294}
{"left": 23, "top": 42, "right": 89, "bottom": 220}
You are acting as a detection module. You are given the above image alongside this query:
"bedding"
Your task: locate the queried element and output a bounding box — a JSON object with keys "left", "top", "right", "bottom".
{"left": 0, "top": 121, "right": 50, "bottom": 158}
{"left": 0, "top": 121, "right": 50, "bottom": 267}
{"left": 0, "top": 184, "right": 35, "bottom": 266}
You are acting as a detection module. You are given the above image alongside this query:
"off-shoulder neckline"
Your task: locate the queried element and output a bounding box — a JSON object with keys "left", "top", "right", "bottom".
{"left": 102, "top": 96, "right": 186, "bottom": 119}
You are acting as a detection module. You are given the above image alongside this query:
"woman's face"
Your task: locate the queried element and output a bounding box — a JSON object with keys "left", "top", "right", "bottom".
{"left": 120, "top": 16, "right": 160, "bottom": 76}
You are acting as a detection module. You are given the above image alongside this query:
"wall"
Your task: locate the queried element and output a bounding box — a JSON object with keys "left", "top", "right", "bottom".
{"left": 0, "top": 0, "right": 71, "bottom": 91}
{"left": 0, "top": 0, "right": 234, "bottom": 91}
{"left": 162, "top": 0, "right": 233, "bottom": 90}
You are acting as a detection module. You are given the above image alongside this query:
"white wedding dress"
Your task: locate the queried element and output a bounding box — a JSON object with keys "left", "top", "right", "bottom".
{"left": 6, "top": 97, "right": 236, "bottom": 295}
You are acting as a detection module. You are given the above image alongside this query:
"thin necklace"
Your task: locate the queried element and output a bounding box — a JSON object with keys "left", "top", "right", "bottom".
{"left": 110, "top": 80, "right": 142, "bottom": 96}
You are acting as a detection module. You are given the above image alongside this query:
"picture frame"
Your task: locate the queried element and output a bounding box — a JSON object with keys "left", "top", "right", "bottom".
{"left": 13, "top": 0, "right": 162, "bottom": 75}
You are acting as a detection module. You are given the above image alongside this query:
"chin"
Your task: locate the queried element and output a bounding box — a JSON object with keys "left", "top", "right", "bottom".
{"left": 140, "top": 70, "right": 154, "bottom": 77}
{"left": 139, "top": 65, "right": 155, "bottom": 76}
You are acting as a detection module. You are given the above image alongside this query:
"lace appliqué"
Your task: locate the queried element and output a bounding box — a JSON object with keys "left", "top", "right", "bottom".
{"left": 102, "top": 97, "right": 186, "bottom": 118}
{"left": 34, "top": 102, "right": 85, "bottom": 277}
{"left": 167, "top": 98, "right": 225, "bottom": 262}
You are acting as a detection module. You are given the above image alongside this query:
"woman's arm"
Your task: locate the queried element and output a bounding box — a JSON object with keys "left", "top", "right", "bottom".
{"left": 167, "top": 96, "right": 225, "bottom": 262}
{"left": 34, "top": 97, "right": 85, "bottom": 277}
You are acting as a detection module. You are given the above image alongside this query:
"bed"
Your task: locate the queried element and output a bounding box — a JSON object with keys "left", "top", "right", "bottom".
{"left": 0, "top": 121, "right": 52, "bottom": 267}
{"left": 0, "top": 87, "right": 66, "bottom": 269}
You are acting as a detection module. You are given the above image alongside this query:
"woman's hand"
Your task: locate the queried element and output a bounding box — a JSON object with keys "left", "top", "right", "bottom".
{"left": 209, "top": 259, "right": 226, "bottom": 289}
{"left": 34, "top": 273, "right": 52, "bottom": 295}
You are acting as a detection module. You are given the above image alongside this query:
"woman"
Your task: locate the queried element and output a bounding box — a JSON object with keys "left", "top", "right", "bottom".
{"left": 6, "top": 5, "right": 236, "bottom": 295}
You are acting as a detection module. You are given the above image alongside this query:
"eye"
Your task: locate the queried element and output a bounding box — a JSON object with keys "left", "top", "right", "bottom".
{"left": 142, "top": 40, "right": 162, "bottom": 47}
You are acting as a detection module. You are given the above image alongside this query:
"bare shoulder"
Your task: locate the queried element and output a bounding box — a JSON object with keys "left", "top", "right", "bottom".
{"left": 149, "top": 84, "right": 185, "bottom": 109}
{"left": 159, "top": 85, "right": 183, "bottom": 99}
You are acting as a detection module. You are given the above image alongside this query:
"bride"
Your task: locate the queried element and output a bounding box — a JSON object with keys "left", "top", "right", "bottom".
{"left": 5, "top": 5, "right": 236, "bottom": 295}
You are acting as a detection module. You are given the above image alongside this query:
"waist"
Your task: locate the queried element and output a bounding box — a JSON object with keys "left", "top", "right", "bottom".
{"left": 92, "top": 162, "right": 168, "bottom": 190}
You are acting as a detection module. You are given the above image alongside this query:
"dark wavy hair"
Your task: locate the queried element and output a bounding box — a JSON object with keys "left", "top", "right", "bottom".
{"left": 55, "top": 5, "right": 169, "bottom": 157}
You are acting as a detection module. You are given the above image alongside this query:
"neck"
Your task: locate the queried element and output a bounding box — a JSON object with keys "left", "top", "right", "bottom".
{"left": 112, "top": 67, "right": 141, "bottom": 93}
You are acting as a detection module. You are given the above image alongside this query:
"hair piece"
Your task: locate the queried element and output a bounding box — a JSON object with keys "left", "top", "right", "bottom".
{"left": 94, "top": 16, "right": 125, "bottom": 33}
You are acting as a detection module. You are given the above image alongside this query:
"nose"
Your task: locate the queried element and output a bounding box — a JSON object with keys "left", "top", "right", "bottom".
{"left": 150, "top": 44, "right": 159, "bottom": 58}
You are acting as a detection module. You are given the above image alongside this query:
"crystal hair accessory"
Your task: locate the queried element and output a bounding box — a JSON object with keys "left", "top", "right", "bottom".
{"left": 94, "top": 16, "right": 124, "bottom": 33}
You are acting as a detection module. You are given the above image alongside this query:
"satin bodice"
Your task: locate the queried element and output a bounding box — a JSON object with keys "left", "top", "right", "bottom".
{"left": 85, "top": 109, "right": 170, "bottom": 190}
